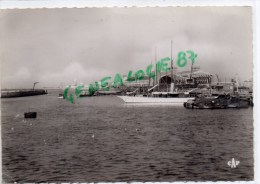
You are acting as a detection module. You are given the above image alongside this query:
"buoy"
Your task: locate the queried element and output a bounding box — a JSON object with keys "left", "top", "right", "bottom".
{"left": 24, "top": 112, "right": 37, "bottom": 118}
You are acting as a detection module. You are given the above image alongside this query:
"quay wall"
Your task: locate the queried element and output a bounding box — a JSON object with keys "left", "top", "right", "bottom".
{"left": 1, "top": 89, "right": 47, "bottom": 98}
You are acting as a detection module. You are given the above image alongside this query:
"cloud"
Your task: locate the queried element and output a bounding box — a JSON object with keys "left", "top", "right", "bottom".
{"left": 38, "top": 62, "right": 114, "bottom": 88}
{"left": 16, "top": 67, "right": 31, "bottom": 79}
{"left": 0, "top": 7, "right": 253, "bottom": 89}
{"left": 1, "top": 67, "right": 32, "bottom": 89}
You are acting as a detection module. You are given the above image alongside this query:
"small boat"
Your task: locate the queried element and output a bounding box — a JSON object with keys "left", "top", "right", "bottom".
{"left": 24, "top": 112, "right": 37, "bottom": 118}
{"left": 57, "top": 93, "right": 64, "bottom": 98}
{"left": 184, "top": 94, "right": 249, "bottom": 109}
{"left": 79, "top": 93, "right": 92, "bottom": 97}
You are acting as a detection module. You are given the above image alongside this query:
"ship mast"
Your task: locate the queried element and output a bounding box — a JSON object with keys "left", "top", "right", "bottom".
{"left": 190, "top": 61, "right": 194, "bottom": 80}
{"left": 148, "top": 60, "right": 152, "bottom": 87}
{"left": 152, "top": 58, "right": 155, "bottom": 86}
{"left": 170, "top": 40, "right": 174, "bottom": 92}
{"left": 155, "top": 46, "right": 159, "bottom": 91}
{"left": 171, "top": 41, "right": 173, "bottom": 81}
{"left": 189, "top": 59, "right": 194, "bottom": 89}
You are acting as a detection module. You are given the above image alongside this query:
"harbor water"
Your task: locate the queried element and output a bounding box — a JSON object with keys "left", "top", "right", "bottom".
{"left": 1, "top": 90, "right": 254, "bottom": 182}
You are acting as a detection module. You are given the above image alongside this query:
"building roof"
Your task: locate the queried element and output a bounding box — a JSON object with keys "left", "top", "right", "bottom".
{"left": 191, "top": 71, "right": 212, "bottom": 78}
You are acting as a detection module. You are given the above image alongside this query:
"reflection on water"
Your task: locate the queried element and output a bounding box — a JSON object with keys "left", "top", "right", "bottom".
{"left": 1, "top": 90, "right": 253, "bottom": 182}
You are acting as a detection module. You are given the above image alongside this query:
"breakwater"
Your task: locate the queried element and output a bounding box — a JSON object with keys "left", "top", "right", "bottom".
{"left": 1, "top": 89, "right": 47, "bottom": 98}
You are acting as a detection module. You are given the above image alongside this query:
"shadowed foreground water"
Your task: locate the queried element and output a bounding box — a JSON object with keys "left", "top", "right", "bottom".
{"left": 1, "top": 90, "right": 253, "bottom": 182}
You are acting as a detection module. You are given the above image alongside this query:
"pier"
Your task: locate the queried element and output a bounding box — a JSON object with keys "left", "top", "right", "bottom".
{"left": 1, "top": 89, "right": 47, "bottom": 98}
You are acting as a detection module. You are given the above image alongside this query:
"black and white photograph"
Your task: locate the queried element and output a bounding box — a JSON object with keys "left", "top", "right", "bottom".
{"left": 0, "top": 4, "right": 256, "bottom": 183}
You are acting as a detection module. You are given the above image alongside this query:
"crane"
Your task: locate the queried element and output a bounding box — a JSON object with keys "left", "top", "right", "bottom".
{"left": 33, "top": 82, "right": 39, "bottom": 90}
{"left": 215, "top": 74, "right": 220, "bottom": 82}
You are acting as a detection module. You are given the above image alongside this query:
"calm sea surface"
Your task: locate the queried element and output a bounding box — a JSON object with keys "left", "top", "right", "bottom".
{"left": 1, "top": 90, "right": 254, "bottom": 183}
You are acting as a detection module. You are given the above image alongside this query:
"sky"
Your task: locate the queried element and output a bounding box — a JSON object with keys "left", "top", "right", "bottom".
{"left": 0, "top": 7, "right": 253, "bottom": 89}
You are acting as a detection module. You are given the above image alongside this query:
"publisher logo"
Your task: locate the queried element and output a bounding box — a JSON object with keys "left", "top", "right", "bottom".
{"left": 227, "top": 158, "right": 240, "bottom": 168}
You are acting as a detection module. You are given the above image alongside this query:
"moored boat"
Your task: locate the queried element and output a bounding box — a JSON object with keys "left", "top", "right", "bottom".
{"left": 118, "top": 95, "right": 194, "bottom": 104}
{"left": 118, "top": 91, "right": 194, "bottom": 104}
{"left": 183, "top": 94, "right": 249, "bottom": 109}
{"left": 57, "top": 93, "right": 64, "bottom": 98}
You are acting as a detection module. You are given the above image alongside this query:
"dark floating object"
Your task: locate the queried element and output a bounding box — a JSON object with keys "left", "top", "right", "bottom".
{"left": 24, "top": 112, "right": 37, "bottom": 118}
